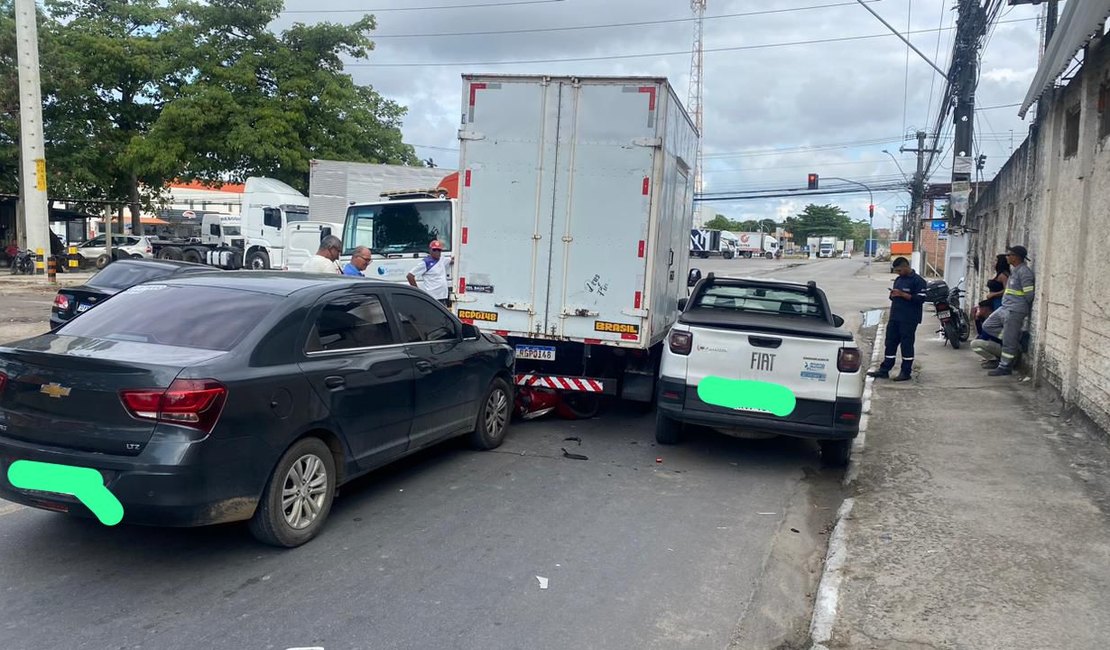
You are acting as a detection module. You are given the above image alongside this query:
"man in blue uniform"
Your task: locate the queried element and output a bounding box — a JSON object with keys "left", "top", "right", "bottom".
{"left": 868, "top": 257, "right": 928, "bottom": 381}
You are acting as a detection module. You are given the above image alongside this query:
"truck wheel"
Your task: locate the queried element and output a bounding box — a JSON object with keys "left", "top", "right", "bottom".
{"left": 764, "top": 251, "right": 773, "bottom": 259}
{"left": 158, "top": 246, "right": 183, "bottom": 261}
{"left": 820, "top": 440, "right": 852, "bottom": 468}
{"left": 94, "top": 253, "right": 112, "bottom": 270}
{"left": 183, "top": 248, "right": 204, "bottom": 264}
{"left": 469, "top": 378, "right": 512, "bottom": 450}
{"left": 655, "top": 410, "right": 682, "bottom": 445}
{"left": 556, "top": 392, "right": 602, "bottom": 419}
{"left": 249, "top": 437, "right": 336, "bottom": 548}
{"left": 723, "top": 251, "right": 734, "bottom": 260}
{"left": 246, "top": 250, "right": 270, "bottom": 270}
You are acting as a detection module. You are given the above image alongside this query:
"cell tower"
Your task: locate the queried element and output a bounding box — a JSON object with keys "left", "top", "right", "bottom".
{"left": 688, "top": 0, "right": 706, "bottom": 196}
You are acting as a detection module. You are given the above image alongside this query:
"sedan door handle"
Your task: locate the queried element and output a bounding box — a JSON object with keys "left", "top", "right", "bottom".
{"left": 324, "top": 375, "right": 346, "bottom": 389}
{"left": 415, "top": 361, "right": 433, "bottom": 373}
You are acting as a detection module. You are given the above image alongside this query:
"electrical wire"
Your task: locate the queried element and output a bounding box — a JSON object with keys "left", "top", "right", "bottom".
{"left": 283, "top": 0, "right": 563, "bottom": 14}
{"left": 346, "top": 17, "right": 1037, "bottom": 68}
{"left": 364, "top": 0, "right": 881, "bottom": 38}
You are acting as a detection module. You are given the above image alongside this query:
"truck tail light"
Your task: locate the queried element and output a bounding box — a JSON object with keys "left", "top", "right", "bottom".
{"left": 53, "top": 294, "right": 71, "bottom": 312}
{"left": 837, "top": 348, "right": 862, "bottom": 373}
{"left": 120, "top": 379, "right": 228, "bottom": 434}
{"left": 669, "top": 330, "right": 692, "bottom": 355}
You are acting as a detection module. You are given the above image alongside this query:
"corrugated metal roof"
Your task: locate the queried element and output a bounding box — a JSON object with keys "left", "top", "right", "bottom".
{"left": 1019, "top": 0, "right": 1110, "bottom": 118}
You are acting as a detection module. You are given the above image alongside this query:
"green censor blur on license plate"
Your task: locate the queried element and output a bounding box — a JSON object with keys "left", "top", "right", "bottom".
{"left": 696, "top": 376, "right": 797, "bottom": 417}
{"left": 7, "top": 460, "right": 123, "bottom": 526}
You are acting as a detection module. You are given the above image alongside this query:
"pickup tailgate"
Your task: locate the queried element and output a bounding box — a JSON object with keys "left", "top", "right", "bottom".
{"left": 683, "top": 323, "right": 844, "bottom": 403}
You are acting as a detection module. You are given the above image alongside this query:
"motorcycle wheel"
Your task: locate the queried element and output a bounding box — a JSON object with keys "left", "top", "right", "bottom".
{"left": 943, "top": 321, "right": 961, "bottom": 349}
{"left": 958, "top": 312, "right": 972, "bottom": 342}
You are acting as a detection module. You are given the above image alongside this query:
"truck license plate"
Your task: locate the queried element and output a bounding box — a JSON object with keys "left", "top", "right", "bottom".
{"left": 936, "top": 309, "right": 950, "bottom": 319}
{"left": 515, "top": 345, "right": 556, "bottom": 361}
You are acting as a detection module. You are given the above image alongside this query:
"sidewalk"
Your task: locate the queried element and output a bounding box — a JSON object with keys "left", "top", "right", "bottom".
{"left": 816, "top": 318, "right": 1110, "bottom": 649}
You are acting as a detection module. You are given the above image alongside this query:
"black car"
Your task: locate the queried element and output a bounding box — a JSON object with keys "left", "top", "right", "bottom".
{"left": 50, "top": 258, "right": 213, "bottom": 330}
{"left": 1, "top": 273, "right": 515, "bottom": 547}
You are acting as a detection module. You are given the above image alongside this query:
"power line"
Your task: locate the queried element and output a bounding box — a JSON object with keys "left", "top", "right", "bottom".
{"left": 283, "top": 0, "right": 563, "bottom": 14}
{"left": 365, "top": 0, "right": 878, "bottom": 38}
{"left": 346, "top": 17, "right": 1037, "bottom": 68}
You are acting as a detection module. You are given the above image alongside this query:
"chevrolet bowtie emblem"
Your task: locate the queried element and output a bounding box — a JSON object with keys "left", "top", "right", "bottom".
{"left": 40, "top": 383, "right": 72, "bottom": 399}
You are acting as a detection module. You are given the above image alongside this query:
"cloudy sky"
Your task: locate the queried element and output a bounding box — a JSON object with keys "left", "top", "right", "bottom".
{"left": 274, "top": 0, "right": 1051, "bottom": 229}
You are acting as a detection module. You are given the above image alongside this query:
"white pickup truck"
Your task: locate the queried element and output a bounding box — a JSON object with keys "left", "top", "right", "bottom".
{"left": 655, "top": 273, "right": 864, "bottom": 465}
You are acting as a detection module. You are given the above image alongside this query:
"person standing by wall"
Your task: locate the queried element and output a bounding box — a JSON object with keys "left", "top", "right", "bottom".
{"left": 407, "top": 240, "right": 453, "bottom": 307}
{"left": 868, "top": 257, "right": 929, "bottom": 382}
{"left": 983, "top": 246, "right": 1035, "bottom": 376}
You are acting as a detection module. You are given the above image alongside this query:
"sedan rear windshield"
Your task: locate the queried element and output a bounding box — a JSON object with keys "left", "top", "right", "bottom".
{"left": 692, "top": 284, "right": 826, "bottom": 319}
{"left": 58, "top": 285, "right": 280, "bottom": 351}
{"left": 86, "top": 263, "right": 177, "bottom": 290}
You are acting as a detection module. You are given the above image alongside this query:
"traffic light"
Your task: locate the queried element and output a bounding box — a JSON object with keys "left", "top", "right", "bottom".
{"left": 869, "top": 204, "right": 874, "bottom": 219}
{"left": 807, "top": 173, "right": 819, "bottom": 190}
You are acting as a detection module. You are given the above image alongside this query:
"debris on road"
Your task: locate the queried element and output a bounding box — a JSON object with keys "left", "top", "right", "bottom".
{"left": 563, "top": 436, "right": 582, "bottom": 445}
{"left": 536, "top": 576, "right": 549, "bottom": 590}
{"left": 561, "top": 448, "right": 588, "bottom": 461}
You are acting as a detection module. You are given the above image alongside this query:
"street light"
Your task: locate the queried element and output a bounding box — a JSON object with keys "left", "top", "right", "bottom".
{"left": 822, "top": 176, "right": 874, "bottom": 277}
{"left": 881, "top": 149, "right": 912, "bottom": 187}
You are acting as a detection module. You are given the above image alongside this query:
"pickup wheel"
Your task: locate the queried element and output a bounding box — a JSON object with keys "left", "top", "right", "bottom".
{"left": 655, "top": 410, "right": 682, "bottom": 445}
{"left": 182, "top": 248, "right": 204, "bottom": 264}
{"left": 246, "top": 250, "right": 270, "bottom": 270}
{"left": 249, "top": 437, "right": 336, "bottom": 548}
{"left": 820, "top": 440, "right": 852, "bottom": 467}
{"left": 158, "top": 246, "right": 184, "bottom": 260}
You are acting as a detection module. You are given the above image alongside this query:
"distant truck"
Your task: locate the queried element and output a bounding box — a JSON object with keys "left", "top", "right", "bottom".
{"left": 734, "top": 231, "right": 778, "bottom": 259}
{"left": 864, "top": 239, "right": 879, "bottom": 257}
{"left": 818, "top": 236, "right": 837, "bottom": 258}
{"left": 151, "top": 177, "right": 339, "bottom": 270}
{"left": 309, "top": 160, "right": 459, "bottom": 228}
{"left": 690, "top": 229, "right": 736, "bottom": 259}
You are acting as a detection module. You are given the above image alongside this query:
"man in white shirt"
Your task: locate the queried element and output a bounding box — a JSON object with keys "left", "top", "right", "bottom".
{"left": 407, "top": 239, "right": 452, "bottom": 306}
{"left": 302, "top": 235, "right": 343, "bottom": 274}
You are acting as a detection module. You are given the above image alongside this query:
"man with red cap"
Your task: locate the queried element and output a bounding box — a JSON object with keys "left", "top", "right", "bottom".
{"left": 407, "top": 239, "right": 452, "bottom": 307}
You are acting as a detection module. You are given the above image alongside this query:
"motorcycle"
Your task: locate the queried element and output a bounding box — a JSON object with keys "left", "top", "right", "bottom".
{"left": 927, "top": 277, "right": 971, "bottom": 349}
{"left": 7, "top": 249, "right": 35, "bottom": 276}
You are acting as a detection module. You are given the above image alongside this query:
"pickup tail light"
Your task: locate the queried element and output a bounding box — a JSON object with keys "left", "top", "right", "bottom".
{"left": 668, "top": 330, "right": 693, "bottom": 355}
{"left": 53, "top": 294, "right": 70, "bottom": 312}
{"left": 837, "top": 347, "right": 862, "bottom": 373}
{"left": 120, "top": 379, "right": 228, "bottom": 434}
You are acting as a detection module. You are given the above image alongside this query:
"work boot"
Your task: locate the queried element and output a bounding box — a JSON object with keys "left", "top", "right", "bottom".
{"left": 988, "top": 365, "right": 1013, "bottom": 377}
{"left": 892, "top": 373, "right": 912, "bottom": 382}
{"left": 867, "top": 370, "right": 890, "bottom": 379}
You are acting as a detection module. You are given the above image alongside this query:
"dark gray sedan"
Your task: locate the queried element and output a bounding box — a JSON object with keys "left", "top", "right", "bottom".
{"left": 0, "top": 273, "right": 514, "bottom": 547}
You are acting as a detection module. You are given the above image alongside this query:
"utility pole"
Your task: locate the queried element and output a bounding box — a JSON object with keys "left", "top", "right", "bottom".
{"left": 949, "top": 0, "right": 987, "bottom": 229}
{"left": 14, "top": 0, "right": 51, "bottom": 273}
{"left": 900, "top": 130, "right": 939, "bottom": 252}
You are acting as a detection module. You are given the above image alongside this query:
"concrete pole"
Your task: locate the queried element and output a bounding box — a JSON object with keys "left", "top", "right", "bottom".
{"left": 14, "top": 0, "right": 51, "bottom": 272}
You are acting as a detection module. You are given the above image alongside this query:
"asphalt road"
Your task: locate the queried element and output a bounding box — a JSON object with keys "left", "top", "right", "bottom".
{"left": 0, "top": 258, "right": 892, "bottom": 650}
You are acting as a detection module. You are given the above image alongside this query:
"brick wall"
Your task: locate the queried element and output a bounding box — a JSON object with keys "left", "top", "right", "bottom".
{"left": 966, "top": 33, "right": 1110, "bottom": 434}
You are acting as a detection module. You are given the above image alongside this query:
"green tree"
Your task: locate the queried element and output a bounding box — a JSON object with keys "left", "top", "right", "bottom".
{"left": 704, "top": 214, "right": 740, "bottom": 230}
{"left": 788, "top": 204, "right": 854, "bottom": 242}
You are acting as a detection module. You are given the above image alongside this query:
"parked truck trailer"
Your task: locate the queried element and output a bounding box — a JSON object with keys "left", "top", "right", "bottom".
{"left": 453, "top": 74, "right": 698, "bottom": 416}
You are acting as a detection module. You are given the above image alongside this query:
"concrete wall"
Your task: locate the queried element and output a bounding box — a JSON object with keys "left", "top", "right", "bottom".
{"left": 966, "top": 33, "right": 1110, "bottom": 434}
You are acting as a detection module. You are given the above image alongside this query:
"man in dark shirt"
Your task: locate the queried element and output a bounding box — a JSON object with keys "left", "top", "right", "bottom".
{"left": 868, "top": 257, "right": 928, "bottom": 381}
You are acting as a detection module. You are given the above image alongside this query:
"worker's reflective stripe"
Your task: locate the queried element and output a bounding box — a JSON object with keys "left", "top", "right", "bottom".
{"left": 1022, "top": 285, "right": 1035, "bottom": 292}
{"left": 1004, "top": 288, "right": 1026, "bottom": 296}
{"left": 902, "top": 357, "right": 914, "bottom": 361}
{"left": 1001, "top": 352, "right": 1016, "bottom": 359}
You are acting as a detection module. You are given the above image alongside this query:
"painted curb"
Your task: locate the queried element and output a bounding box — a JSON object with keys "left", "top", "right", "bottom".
{"left": 809, "top": 497, "right": 855, "bottom": 647}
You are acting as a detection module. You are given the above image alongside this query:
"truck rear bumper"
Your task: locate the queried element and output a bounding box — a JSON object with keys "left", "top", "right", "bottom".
{"left": 656, "top": 377, "right": 860, "bottom": 440}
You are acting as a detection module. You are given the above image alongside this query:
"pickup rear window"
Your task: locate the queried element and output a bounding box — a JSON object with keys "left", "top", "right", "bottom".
{"left": 692, "top": 285, "right": 825, "bottom": 319}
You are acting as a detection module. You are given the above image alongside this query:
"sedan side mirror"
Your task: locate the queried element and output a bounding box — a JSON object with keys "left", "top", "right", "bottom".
{"left": 687, "top": 268, "right": 702, "bottom": 287}
{"left": 832, "top": 314, "right": 845, "bottom": 328}
{"left": 677, "top": 297, "right": 688, "bottom": 311}
{"left": 461, "top": 322, "right": 480, "bottom": 339}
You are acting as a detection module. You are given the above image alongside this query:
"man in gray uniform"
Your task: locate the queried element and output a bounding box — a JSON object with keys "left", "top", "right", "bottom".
{"left": 982, "top": 245, "right": 1035, "bottom": 376}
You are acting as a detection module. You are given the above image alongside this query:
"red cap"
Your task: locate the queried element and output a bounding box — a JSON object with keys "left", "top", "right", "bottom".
{"left": 429, "top": 240, "right": 444, "bottom": 250}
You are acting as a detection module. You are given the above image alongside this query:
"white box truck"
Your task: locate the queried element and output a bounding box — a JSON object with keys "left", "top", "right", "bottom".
{"left": 453, "top": 74, "right": 698, "bottom": 414}
{"left": 734, "top": 231, "right": 778, "bottom": 258}
{"left": 309, "top": 160, "right": 459, "bottom": 227}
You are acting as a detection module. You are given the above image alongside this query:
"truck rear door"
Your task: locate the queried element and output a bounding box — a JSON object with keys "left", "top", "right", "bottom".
{"left": 457, "top": 78, "right": 659, "bottom": 344}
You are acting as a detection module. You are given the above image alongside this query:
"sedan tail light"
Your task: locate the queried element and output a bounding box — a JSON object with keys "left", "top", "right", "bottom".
{"left": 669, "top": 330, "right": 693, "bottom": 355}
{"left": 837, "top": 347, "right": 862, "bottom": 373}
{"left": 0, "top": 371, "right": 8, "bottom": 394}
{"left": 120, "top": 379, "right": 228, "bottom": 433}
{"left": 53, "top": 294, "right": 71, "bottom": 312}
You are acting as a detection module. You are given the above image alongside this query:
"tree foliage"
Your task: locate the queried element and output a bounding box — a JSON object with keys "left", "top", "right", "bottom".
{"left": 703, "top": 214, "right": 778, "bottom": 232}
{"left": 784, "top": 204, "right": 854, "bottom": 242}
{"left": 1, "top": 0, "right": 418, "bottom": 224}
